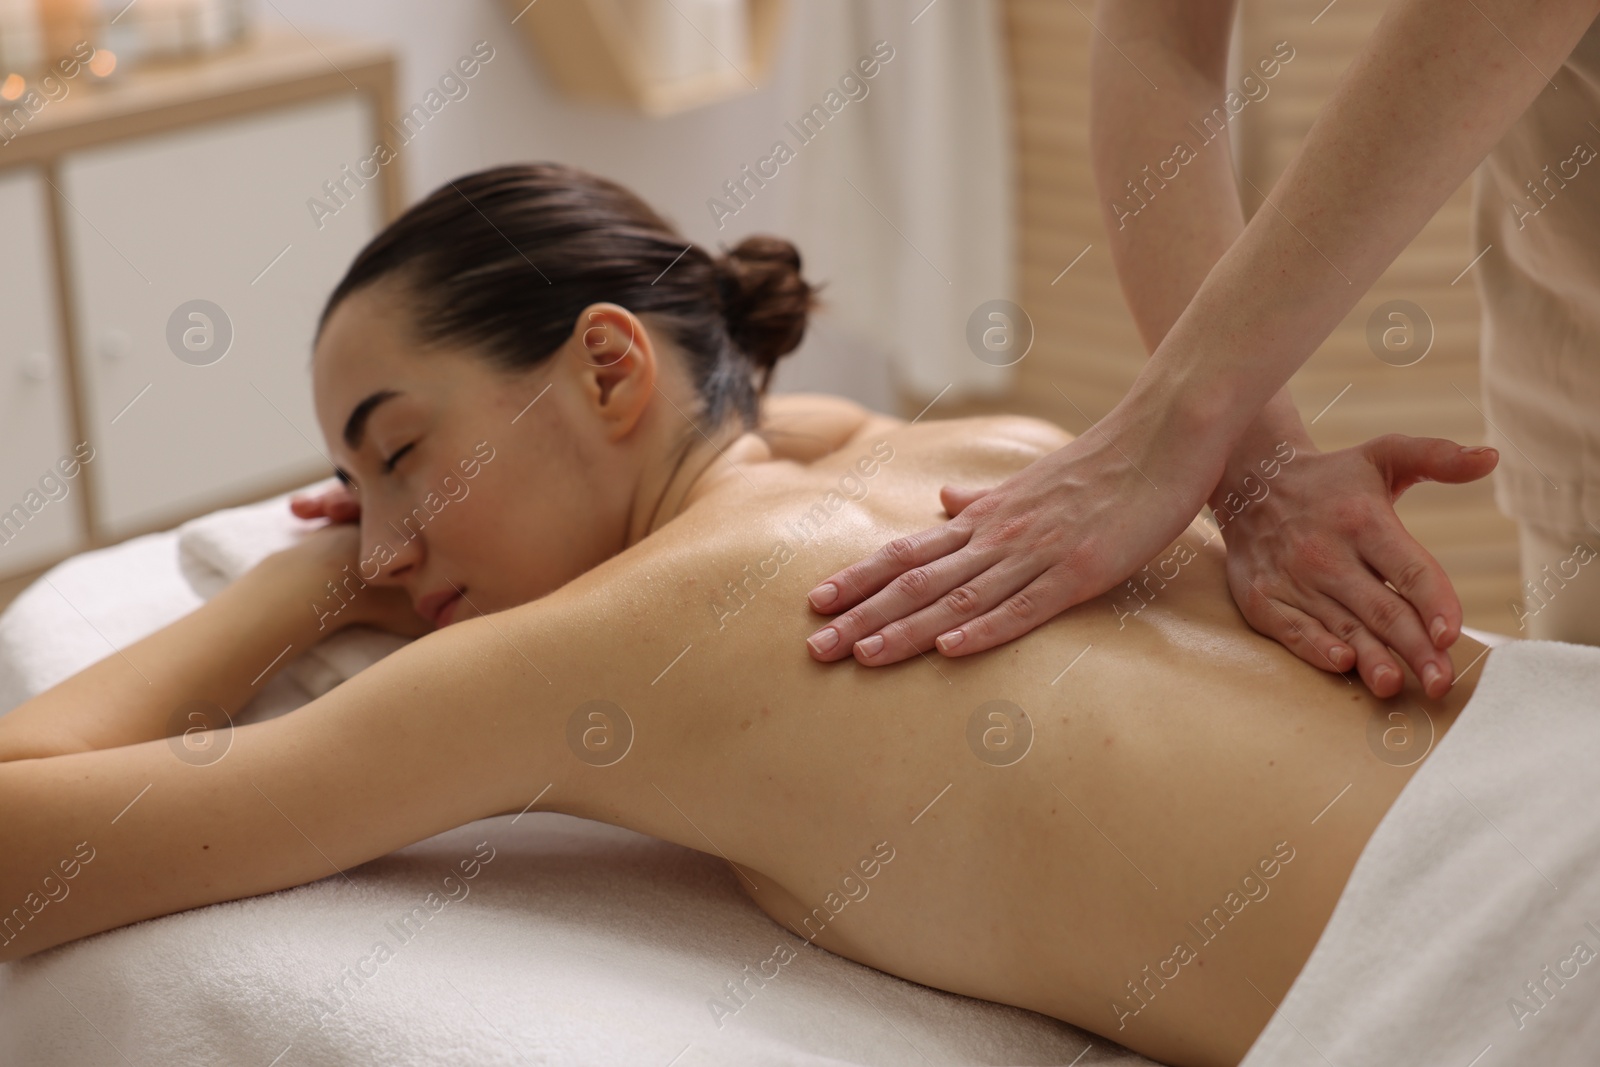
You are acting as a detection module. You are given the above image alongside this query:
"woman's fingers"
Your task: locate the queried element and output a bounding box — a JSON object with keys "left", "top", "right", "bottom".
{"left": 289, "top": 483, "right": 361, "bottom": 523}
{"left": 805, "top": 535, "right": 992, "bottom": 663}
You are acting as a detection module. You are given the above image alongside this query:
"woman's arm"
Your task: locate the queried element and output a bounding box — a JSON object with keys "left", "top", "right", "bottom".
{"left": 0, "top": 511, "right": 782, "bottom": 965}
{"left": 0, "top": 526, "right": 427, "bottom": 763}
{"left": 0, "top": 602, "right": 539, "bottom": 964}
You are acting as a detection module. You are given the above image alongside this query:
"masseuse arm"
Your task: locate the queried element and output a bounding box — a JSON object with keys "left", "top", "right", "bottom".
{"left": 803, "top": 0, "right": 1598, "bottom": 677}
{"left": 1086, "top": 0, "right": 1497, "bottom": 699}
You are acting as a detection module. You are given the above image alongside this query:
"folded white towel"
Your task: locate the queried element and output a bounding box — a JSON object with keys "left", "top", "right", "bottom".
{"left": 173, "top": 477, "right": 412, "bottom": 699}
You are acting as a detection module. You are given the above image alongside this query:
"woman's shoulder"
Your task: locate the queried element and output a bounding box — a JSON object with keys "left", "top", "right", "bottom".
{"left": 758, "top": 393, "right": 1072, "bottom": 467}
{"left": 930, "top": 412, "right": 1073, "bottom": 454}
{"left": 757, "top": 393, "right": 905, "bottom": 464}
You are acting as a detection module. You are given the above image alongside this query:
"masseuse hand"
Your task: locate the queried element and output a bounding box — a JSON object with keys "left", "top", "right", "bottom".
{"left": 1207, "top": 434, "right": 1497, "bottom": 700}
{"left": 804, "top": 398, "right": 1223, "bottom": 667}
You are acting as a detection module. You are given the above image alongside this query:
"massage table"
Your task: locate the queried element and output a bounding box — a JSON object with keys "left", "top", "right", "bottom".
{"left": 5, "top": 484, "right": 1596, "bottom": 1066}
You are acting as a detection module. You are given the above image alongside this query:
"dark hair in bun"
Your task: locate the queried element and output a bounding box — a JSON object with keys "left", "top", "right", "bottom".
{"left": 712, "top": 235, "right": 820, "bottom": 392}
{"left": 318, "top": 161, "right": 821, "bottom": 430}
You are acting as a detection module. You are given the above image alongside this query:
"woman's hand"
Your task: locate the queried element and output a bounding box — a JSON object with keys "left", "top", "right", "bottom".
{"left": 1210, "top": 434, "right": 1497, "bottom": 700}
{"left": 803, "top": 400, "right": 1224, "bottom": 666}
{"left": 262, "top": 519, "right": 434, "bottom": 640}
{"left": 289, "top": 480, "right": 361, "bottom": 523}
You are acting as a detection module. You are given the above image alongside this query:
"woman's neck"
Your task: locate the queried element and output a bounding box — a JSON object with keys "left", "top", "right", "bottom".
{"left": 627, "top": 423, "right": 773, "bottom": 545}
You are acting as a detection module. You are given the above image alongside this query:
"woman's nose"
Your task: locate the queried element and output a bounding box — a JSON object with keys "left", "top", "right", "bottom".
{"left": 359, "top": 507, "right": 424, "bottom": 583}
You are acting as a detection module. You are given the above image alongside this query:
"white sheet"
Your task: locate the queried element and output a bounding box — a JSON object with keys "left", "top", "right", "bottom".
{"left": 1240, "top": 638, "right": 1600, "bottom": 1065}
{"left": 0, "top": 485, "right": 1156, "bottom": 1067}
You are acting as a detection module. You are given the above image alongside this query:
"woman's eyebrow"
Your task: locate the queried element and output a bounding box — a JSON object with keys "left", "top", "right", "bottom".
{"left": 343, "top": 389, "right": 404, "bottom": 449}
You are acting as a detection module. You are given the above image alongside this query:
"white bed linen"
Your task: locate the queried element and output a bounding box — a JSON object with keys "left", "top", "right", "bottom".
{"left": 1239, "top": 637, "right": 1600, "bottom": 1066}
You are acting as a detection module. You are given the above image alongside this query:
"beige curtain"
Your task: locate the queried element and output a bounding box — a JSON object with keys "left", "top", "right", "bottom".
{"left": 769, "top": 0, "right": 1017, "bottom": 403}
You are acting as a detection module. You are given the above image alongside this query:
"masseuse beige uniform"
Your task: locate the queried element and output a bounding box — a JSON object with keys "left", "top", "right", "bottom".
{"left": 1474, "top": 17, "right": 1600, "bottom": 643}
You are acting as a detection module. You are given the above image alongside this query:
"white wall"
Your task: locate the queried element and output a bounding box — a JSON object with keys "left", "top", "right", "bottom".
{"left": 254, "top": 0, "right": 897, "bottom": 411}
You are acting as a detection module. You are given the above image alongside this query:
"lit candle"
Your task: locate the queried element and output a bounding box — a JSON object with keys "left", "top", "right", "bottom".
{"left": 35, "top": 0, "right": 93, "bottom": 69}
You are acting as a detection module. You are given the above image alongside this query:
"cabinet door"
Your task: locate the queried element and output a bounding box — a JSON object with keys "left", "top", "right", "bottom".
{"left": 0, "top": 166, "right": 87, "bottom": 575}
{"left": 59, "top": 94, "right": 380, "bottom": 539}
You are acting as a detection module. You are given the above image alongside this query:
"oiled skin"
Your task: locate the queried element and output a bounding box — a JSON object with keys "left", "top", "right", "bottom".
{"left": 0, "top": 410, "right": 1485, "bottom": 1067}
{"left": 499, "top": 411, "right": 1484, "bottom": 1067}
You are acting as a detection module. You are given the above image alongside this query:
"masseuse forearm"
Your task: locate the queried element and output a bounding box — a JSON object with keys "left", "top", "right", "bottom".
{"left": 1091, "top": 0, "right": 1313, "bottom": 484}
{"left": 0, "top": 561, "right": 325, "bottom": 761}
{"left": 1133, "top": 0, "right": 1600, "bottom": 449}
{"left": 1091, "top": 0, "right": 1241, "bottom": 349}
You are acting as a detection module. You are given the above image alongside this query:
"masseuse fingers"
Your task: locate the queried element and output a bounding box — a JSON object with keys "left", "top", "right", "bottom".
{"left": 939, "top": 484, "right": 992, "bottom": 517}
{"left": 1344, "top": 565, "right": 1455, "bottom": 702}
{"left": 1301, "top": 590, "right": 1410, "bottom": 699}
{"left": 1356, "top": 529, "right": 1460, "bottom": 694}
{"left": 928, "top": 562, "right": 1082, "bottom": 659}
{"left": 849, "top": 553, "right": 1044, "bottom": 663}
{"left": 1233, "top": 584, "right": 1353, "bottom": 676}
{"left": 837, "top": 550, "right": 998, "bottom": 665}
{"left": 804, "top": 523, "right": 981, "bottom": 661}
{"left": 1363, "top": 434, "right": 1498, "bottom": 649}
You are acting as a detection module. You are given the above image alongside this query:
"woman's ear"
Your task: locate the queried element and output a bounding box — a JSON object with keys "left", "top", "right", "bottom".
{"left": 567, "top": 303, "right": 656, "bottom": 440}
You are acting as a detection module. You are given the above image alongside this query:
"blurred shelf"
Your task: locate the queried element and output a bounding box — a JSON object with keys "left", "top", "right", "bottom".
{"left": 501, "top": 0, "right": 786, "bottom": 116}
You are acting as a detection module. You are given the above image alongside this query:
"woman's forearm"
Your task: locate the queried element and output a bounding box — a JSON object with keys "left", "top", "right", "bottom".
{"left": 0, "top": 557, "right": 331, "bottom": 762}
{"left": 1128, "top": 0, "right": 1600, "bottom": 451}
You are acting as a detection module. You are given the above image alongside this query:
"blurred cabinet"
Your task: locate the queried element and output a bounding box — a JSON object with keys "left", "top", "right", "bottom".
{"left": 0, "top": 167, "right": 83, "bottom": 573}
{"left": 0, "top": 30, "right": 400, "bottom": 581}
{"left": 61, "top": 94, "right": 374, "bottom": 537}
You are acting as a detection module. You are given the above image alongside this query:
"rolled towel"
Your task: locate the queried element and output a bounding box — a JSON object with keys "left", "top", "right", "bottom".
{"left": 175, "top": 478, "right": 412, "bottom": 698}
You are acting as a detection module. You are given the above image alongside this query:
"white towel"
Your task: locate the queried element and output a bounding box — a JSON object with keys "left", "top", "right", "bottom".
{"left": 1240, "top": 639, "right": 1600, "bottom": 1065}
{"left": 173, "top": 478, "right": 412, "bottom": 699}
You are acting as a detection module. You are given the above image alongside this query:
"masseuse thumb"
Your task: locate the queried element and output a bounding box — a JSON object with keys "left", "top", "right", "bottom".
{"left": 939, "top": 484, "right": 991, "bottom": 517}
{"left": 1368, "top": 434, "right": 1499, "bottom": 499}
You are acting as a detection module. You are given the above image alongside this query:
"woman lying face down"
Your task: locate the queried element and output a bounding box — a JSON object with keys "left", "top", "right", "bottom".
{"left": 0, "top": 163, "right": 1490, "bottom": 1067}
{"left": 305, "top": 163, "right": 821, "bottom": 628}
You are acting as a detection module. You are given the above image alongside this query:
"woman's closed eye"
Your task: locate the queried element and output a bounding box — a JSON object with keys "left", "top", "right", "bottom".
{"left": 383, "top": 442, "right": 415, "bottom": 473}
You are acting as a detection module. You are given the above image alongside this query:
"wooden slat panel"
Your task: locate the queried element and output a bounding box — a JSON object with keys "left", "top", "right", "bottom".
{"left": 909, "top": 0, "right": 1522, "bottom": 635}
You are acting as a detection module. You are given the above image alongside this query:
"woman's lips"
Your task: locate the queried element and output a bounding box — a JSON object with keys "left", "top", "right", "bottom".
{"left": 436, "top": 591, "right": 464, "bottom": 626}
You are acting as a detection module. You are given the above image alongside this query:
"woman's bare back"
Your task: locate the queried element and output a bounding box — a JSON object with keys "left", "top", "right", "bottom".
{"left": 0, "top": 408, "right": 1485, "bottom": 1067}
{"left": 515, "top": 410, "right": 1487, "bottom": 1067}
